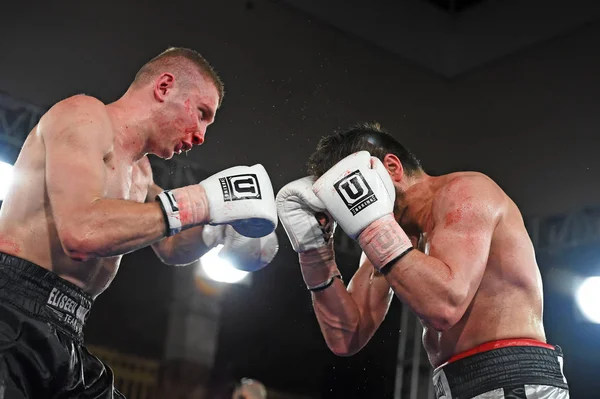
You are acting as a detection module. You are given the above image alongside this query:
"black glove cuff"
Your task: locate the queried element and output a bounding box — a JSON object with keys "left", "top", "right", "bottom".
{"left": 379, "top": 247, "right": 414, "bottom": 276}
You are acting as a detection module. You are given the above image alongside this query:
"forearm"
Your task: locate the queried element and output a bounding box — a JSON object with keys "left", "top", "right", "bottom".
{"left": 61, "top": 199, "right": 169, "bottom": 260}
{"left": 358, "top": 218, "right": 463, "bottom": 330}
{"left": 311, "top": 279, "right": 363, "bottom": 356}
{"left": 384, "top": 251, "right": 462, "bottom": 330}
{"left": 152, "top": 225, "right": 211, "bottom": 266}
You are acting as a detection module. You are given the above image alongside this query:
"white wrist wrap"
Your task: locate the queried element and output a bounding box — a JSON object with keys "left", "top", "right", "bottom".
{"left": 156, "top": 191, "right": 183, "bottom": 237}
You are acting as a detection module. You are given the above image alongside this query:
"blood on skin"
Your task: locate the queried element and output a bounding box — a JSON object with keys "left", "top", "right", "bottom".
{"left": 0, "top": 235, "right": 21, "bottom": 255}
{"left": 444, "top": 208, "right": 463, "bottom": 228}
{"left": 442, "top": 178, "right": 475, "bottom": 228}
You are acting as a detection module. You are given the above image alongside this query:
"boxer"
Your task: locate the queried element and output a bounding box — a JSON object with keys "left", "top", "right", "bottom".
{"left": 277, "top": 123, "right": 569, "bottom": 398}
{"left": 232, "top": 378, "right": 268, "bottom": 399}
{"left": 0, "top": 47, "right": 278, "bottom": 398}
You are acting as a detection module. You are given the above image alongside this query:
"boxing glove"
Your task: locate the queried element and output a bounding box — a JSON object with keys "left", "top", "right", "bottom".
{"left": 276, "top": 176, "right": 341, "bottom": 290}
{"left": 202, "top": 224, "right": 278, "bottom": 272}
{"left": 312, "top": 151, "right": 413, "bottom": 271}
{"left": 156, "top": 164, "right": 277, "bottom": 238}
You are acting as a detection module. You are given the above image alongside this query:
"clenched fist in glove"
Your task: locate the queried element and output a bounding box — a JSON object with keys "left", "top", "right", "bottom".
{"left": 276, "top": 176, "right": 341, "bottom": 291}
{"left": 156, "top": 164, "right": 277, "bottom": 238}
{"left": 312, "top": 151, "right": 413, "bottom": 272}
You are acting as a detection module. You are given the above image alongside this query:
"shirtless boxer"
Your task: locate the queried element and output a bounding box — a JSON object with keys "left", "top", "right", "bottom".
{"left": 277, "top": 123, "right": 569, "bottom": 398}
{"left": 0, "top": 47, "right": 278, "bottom": 398}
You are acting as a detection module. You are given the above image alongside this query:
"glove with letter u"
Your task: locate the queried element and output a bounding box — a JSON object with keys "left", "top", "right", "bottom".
{"left": 156, "top": 164, "right": 277, "bottom": 238}
{"left": 312, "top": 151, "right": 413, "bottom": 272}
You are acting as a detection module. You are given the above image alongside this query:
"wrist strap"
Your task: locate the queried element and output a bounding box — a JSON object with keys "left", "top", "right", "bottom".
{"left": 309, "top": 275, "right": 341, "bottom": 292}
{"left": 298, "top": 244, "right": 341, "bottom": 290}
{"left": 156, "top": 191, "right": 183, "bottom": 237}
{"left": 379, "top": 247, "right": 414, "bottom": 275}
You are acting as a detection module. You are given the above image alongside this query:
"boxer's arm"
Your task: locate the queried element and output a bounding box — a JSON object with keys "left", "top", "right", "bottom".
{"left": 382, "top": 176, "right": 500, "bottom": 331}
{"left": 312, "top": 253, "right": 393, "bottom": 356}
{"left": 42, "top": 96, "right": 184, "bottom": 261}
{"left": 146, "top": 181, "right": 211, "bottom": 265}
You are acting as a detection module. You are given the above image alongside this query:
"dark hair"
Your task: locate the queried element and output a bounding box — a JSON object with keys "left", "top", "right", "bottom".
{"left": 133, "top": 47, "right": 224, "bottom": 107}
{"left": 306, "top": 122, "right": 422, "bottom": 177}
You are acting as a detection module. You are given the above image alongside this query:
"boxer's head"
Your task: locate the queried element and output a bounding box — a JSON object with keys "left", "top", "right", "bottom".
{"left": 307, "top": 122, "right": 423, "bottom": 218}
{"left": 129, "top": 47, "right": 224, "bottom": 158}
{"left": 307, "top": 122, "right": 422, "bottom": 180}
{"left": 232, "top": 378, "right": 267, "bottom": 399}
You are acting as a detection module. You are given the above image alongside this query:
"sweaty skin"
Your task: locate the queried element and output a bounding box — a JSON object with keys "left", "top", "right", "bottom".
{"left": 311, "top": 171, "right": 545, "bottom": 368}
{"left": 0, "top": 72, "right": 219, "bottom": 298}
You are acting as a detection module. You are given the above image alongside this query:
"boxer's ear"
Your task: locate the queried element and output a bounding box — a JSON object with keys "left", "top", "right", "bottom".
{"left": 383, "top": 154, "right": 404, "bottom": 182}
{"left": 153, "top": 73, "right": 175, "bottom": 102}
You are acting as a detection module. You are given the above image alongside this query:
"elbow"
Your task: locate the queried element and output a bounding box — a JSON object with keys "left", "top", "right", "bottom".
{"left": 152, "top": 242, "right": 173, "bottom": 265}
{"left": 324, "top": 327, "right": 364, "bottom": 357}
{"left": 426, "top": 309, "right": 460, "bottom": 332}
{"left": 425, "top": 292, "right": 468, "bottom": 332}
{"left": 60, "top": 228, "right": 100, "bottom": 262}
{"left": 328, "top": 342, "right": 361, "bottom": 357}
{"left": 152, "top": 241, "right": 195, "bottom": 266}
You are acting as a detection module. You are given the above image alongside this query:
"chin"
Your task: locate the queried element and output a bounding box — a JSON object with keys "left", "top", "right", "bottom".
{"left": 160, "top": 148, "right": 175, "bottom": 160}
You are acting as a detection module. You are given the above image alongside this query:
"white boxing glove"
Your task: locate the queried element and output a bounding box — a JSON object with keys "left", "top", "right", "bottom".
{"left": 312, "top": 151, "right": 413, "bottom": 271}
{"left": 276, "top": 176, "right": 341, "bottom": 290}
{"left": 276, "top": 176, "right": 335, "bottom": 252}
{"left": 156, "top": 164, "right": 277, "bottom": 239}
{"left": 202, "top": 224, "right": 278, "bottom": 272}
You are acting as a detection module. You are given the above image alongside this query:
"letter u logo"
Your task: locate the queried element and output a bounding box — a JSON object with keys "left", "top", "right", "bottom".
{"left": 233, "top": 178, "right": 257, "bottom": 194}
{"left": 333, "top": 170, "right": 376, "bottom": 214}
{"left": 340, "top": 176, "right": 364, "bottom": 201}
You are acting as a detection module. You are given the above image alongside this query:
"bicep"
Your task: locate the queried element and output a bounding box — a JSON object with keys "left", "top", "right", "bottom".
{"left": 42, "top": 97, "right": 111, "bottom": 237}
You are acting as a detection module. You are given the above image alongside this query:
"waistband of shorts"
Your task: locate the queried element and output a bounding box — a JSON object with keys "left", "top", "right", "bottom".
{"left": 432, "top": 339, "right": 568, "bottom": 398}
{"left": 0, "top": 252, "right": 93, "bottom": 340}
{"left": 445, "top": 338, "right": 556, "bottom": 364}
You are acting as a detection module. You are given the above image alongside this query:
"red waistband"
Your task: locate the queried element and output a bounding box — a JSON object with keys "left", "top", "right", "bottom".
{"left": 446, "top": 339, "right": 554, "bottom": 365}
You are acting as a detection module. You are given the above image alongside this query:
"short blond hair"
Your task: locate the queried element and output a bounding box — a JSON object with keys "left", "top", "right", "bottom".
{"left": 133, "top": 47, "right": 224, "bottom": 107}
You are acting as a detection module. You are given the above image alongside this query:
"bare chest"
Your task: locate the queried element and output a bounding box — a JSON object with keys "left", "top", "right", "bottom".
{"left": 104, "top": 157, "right": 150, "bottom": 203}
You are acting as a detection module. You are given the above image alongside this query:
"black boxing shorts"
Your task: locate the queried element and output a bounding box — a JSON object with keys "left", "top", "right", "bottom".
{"left": 0, "top": 252, "right": 125, "bottom": 398}
{"left": 432, "top": 339, "right": 569, "bottom": 399}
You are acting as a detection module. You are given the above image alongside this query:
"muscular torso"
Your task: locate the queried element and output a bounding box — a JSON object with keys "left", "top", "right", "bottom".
{"left": 418, "top": 175, "right": 546, "bottom": 367}
{"left": 0, "top": 125, "right": 152, "bottom": 298}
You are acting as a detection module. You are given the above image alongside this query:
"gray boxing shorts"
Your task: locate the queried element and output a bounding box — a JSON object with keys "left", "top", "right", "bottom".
{"left": 432, "top": 339, "right": 569, "bottom": 399}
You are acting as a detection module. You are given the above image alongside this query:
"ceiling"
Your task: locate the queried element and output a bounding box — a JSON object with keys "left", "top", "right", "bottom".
{"left": 427, "top": 0, "right": 489, "bottom": 13}
{"left": 280, "top": 0, "right": 600, "bottom": 77}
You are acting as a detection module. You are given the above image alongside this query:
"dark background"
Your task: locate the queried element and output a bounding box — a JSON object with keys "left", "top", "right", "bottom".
{"left": 1, "top": 0, "right": 600, "bottom": 397}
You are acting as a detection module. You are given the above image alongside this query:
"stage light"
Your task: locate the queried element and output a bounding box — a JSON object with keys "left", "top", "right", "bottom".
{"left": 199, "top": 245, "right": 249, "bottom": 284}
{"left": 575, "top": 276, "right": 600, "bottom": 324}
{"left": 0, "top": 161, "right": 14, "bottom": 201}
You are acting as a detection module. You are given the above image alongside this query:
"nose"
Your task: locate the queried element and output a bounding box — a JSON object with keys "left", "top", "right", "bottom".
{"left": 192, "top": 130, "right": 205, "bottom": 146}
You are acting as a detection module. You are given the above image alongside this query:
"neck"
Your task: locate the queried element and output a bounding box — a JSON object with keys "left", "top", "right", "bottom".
{"left": 397, "top": 172, "right": 440, "bottom": 235}
{"left": 105, "top": 93, "right": 154, "bottom": 162}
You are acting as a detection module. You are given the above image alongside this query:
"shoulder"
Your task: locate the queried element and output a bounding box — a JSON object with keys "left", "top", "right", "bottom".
{"left": 433, "top": 172, "right": 504, "bottom": 223}
{"left": 39, "top": 95, "right": 113, "bottom": 144}
{"left": 40, "top": 95, "right": 110, "bottom": 131}
{"left": 46, "top": 94, "right": 107, "bottom": 117}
